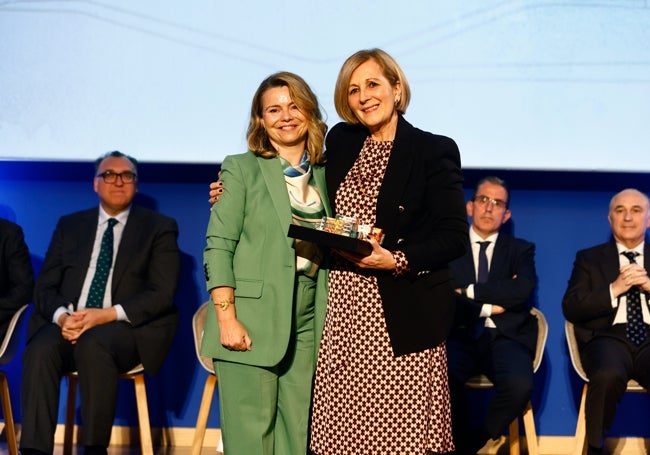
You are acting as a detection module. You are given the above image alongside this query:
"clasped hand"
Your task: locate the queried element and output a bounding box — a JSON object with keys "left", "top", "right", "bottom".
{"left": 613, "top": 263, "right": 650, "bottom": 295}
{"left": 59, "top": 308, "right": 117, "bottom": 344}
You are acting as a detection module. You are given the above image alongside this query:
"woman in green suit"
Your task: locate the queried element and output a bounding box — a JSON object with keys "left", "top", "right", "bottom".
{"left": 201, "top": 72, "right": 330, "bottom": 455}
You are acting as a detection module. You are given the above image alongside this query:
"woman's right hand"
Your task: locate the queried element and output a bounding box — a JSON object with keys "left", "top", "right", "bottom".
{"left": 208, "top": 181, "right": 223, "bottom": 204}
{"left": 208, "top": 171, "right": 224, "bottom": 204}
{"left": 219, "top": 318, "right": 252, "bottom": 351}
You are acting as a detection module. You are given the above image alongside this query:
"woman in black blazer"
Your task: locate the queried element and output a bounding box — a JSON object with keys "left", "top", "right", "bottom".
{"left": 310, "top": 49, "right": 468, "bottom": 455}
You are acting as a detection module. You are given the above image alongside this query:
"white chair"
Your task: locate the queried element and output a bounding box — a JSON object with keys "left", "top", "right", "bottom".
{"left": 63, "top": 363, "right": 152, "bottom": 455}
{"left": 0, "top": 304, "right": 31, "bottom": 455}
{"left": 564, "top": 320, "right": 646, "bottom": 455}
{"left": 465, "top": 307, "right": 548, "bottom": 455}
{"left": 191, "top": 302, "right": 219, "bottom": 455}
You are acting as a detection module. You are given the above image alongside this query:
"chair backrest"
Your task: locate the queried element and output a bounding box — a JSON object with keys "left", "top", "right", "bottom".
{"left": 0, "top": 304, "right": 31, "bottom": 365}
{"left": 564, "top": 320, "right": 588, "bottom": 382}
{"left": 465, "top": 307, "right": 548, "bottom": 389}
{"left": 564, "top": 319, "right": 645, "bottom": 390}
{"left": 530, "top": 307, "right": 548, "bottom": 373}
{"left": 192, "top": 302, "right": 215, "bottom": 375}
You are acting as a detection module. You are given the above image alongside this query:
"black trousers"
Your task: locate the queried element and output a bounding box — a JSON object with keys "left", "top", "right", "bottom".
{"left": 20, "top": 322, "right": 140, "bottom": 453}
{"left": 447, "top": 329, "right": 534, "bottom": 452}
{"left": 580, "top": 332, "right": 650, "bottom": 448}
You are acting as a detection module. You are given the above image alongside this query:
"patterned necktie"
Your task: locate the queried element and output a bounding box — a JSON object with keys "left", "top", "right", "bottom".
{"left": 86, "top": 218, "right": 118, "bottom": 308}
{"left": 621, "top": 250, "right": 646, "bottom": 346}
{"left": 477, "top": 241, "right": 490, "bottom": 284}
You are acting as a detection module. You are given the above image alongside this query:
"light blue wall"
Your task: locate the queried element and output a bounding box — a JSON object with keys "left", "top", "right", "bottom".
{"left": 1, "top": 160, "right": 649, "bottom": 437}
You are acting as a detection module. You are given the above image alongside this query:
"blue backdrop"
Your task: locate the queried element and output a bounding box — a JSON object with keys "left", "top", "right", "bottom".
{"left": 1, "top": 159, "right": 649, "bottom": 438}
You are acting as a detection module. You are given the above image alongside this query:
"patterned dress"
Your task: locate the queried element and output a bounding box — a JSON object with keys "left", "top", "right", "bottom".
{"left": 310, "top": 137, "right": 454, "bottom": 455}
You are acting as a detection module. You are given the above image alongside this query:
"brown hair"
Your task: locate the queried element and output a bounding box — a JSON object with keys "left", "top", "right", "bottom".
{"left": 247, "top": 72, "right": 327, "bottom": 165}
{"left": 334, "top": 48, "right": 411, "bottom": 124}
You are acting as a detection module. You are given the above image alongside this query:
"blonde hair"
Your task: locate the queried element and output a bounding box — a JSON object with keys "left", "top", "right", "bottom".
{"left": 247, "top": 72, "right": 327, "bottom": 165}
{"left": 334, "top": 48, "right": 411, "bottom": 124}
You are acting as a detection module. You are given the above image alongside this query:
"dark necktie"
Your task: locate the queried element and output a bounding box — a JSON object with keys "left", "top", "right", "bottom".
{"left": 86, "top": 218, "right": 118, "bottom": 308}
{"left": 621, "top": 250, "right": 646, "bottom": 346}
{"left": 477, "top": 241, "right": 490, "bottom": 284}
{"left": 470, "top": 241, "right": 491, "bottom": 339}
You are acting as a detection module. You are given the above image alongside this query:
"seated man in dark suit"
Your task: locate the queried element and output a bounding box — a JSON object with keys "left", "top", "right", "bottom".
{"left": 563, "top": 188, "right": 650, "bottom": 455}
{"left": 0, "top": 218, "right": 34, "bottom": 337}
{"left": 447, "top": 176, "right": 538, "bottom": 455}
{"left": 20, "top": 151, "right": 180, "bottom": 455}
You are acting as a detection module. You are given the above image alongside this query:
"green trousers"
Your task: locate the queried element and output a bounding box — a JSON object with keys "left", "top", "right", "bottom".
{"left": 214, "top": 275, "right": 317, "bottom": 455}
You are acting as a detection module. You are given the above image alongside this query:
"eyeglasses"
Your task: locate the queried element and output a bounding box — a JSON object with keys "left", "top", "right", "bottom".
{"left": 473, "top": 195, "right": 507, "bottom": 208}
{"left": 96, "top": 170, "right": 137, "bottom": 184}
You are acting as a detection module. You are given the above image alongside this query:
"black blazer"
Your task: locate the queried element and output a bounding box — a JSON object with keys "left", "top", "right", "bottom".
{"left": 449, "top": 233, "right": 538, "bottom": 352}
{"left": 562, "top": 240, "right": 650, "bottom": 347}
{"left": 0, "top": 218, "right": 34, "bottom": 328}
{"left": 30, "top": 205, "right": 180, "bottom": 375}
{"left": 325, "top": 115, "right": 468, "bottom": 356}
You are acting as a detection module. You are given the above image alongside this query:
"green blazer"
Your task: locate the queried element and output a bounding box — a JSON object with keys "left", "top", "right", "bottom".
{"left": 201, "top": 151, "right": 331, "bottom": 367}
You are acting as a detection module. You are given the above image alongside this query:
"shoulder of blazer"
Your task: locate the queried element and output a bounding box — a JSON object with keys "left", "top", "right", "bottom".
{"left": 219, "top": 150, "right": 262, "bottom": 172}
{"left": 223, "top": 150, "right": 282, "bottom": 182}
{"left": 230, "top": 149, "right": 259, "bottom": 163}
{"left": 580, "top": 238, "right": 650, "bottom": 266}
{"left": 326, "top": 122, "right": 367, "bottom": 159}
{"left": 577, "top": 241, "right": 617, "bottom": 261}
{"left": 56, "top": 207, "right": 99, "bottom": 230}
{"left": 122, "top": 205, "right": 178, "bottom": 236}
{"left": 0, "top": 218, "right": 21, "bottom": 235}
{"left": 394, "top": 115, "right": 458, "bottom": 150}
{"left": 494, "top": 232, "right": 534, "bottom": 251}
{"left": 127, "top": 204, "right": 177, "bottom": 226}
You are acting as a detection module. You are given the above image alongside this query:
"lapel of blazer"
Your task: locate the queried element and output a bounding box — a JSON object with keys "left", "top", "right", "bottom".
{"left": 489, "top": 234, "right": 511, "bottom": 280}
{"left": 601, "top": 241, "right": 622, "bottom": 284}
{"left": 312, "top": 164, "right": 332, "bottom": 217}
{"left": 258, "top": 156, "right": 294, "bottom": 249}
{"left": 74, "top": 209, "right": 101, "bottom": 298}
{"left": 111, "top": 205, "right": 141, "bottom": 293}
{"left": 78, "top": 209, "right": 100, "bottom": 258}
{"left": 643, "top": 241, "right": 650, "bottom": 274}
{"left": 376, "top": 115, "right": 414, "bottom": 229}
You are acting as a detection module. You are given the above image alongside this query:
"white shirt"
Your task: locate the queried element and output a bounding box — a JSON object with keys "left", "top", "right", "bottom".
{"left": 610, "top": 241, "right": 650, "bottom": 325}
{"left": 52, "top": 206, "right": 130, "bottom": 324}
{"left": 466, "top": 227, "right": 499, "bottom": 328}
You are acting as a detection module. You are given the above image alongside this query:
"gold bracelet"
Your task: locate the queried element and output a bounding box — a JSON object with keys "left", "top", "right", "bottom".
{"left": 214, "top": 298, "right": 234, "bottom": 311}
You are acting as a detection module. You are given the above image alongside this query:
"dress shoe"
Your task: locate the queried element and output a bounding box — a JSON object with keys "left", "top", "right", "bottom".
{"left": 84, "top": 445, "right": 108, "bottom": 455}
{"left": 20, "top": 449, "right": 49, "bottom": 455}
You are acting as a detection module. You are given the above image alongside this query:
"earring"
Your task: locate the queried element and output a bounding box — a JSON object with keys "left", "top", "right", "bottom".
{"left": 394, "top": 97, "right": 400, "bottom": 105}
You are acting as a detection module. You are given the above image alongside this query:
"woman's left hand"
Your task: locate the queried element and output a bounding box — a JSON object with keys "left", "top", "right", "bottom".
{"left": 334, "top": 237, "right": 396, "bottom": 271}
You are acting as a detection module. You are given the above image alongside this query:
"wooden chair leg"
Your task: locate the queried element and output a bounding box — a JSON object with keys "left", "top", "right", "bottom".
{"left": 0, "top": 373, "right": 18, "bottom": 455}
{"left": 571, "top": 384, "right": 588, "bottom": 455}
{"left": 64, "top": 374, "right": 78, "bottom": 455}
{"left": 131, "top": 374, "right": 153, "bottom": 455}
{"left": 521, "top": 401, "right": 538, "bottom": 455}
{"left": 508, "top": 417, "right": 520, "bottom": 455}
{"left": 191, "top": 374, "right": 217, "bottom": 455}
